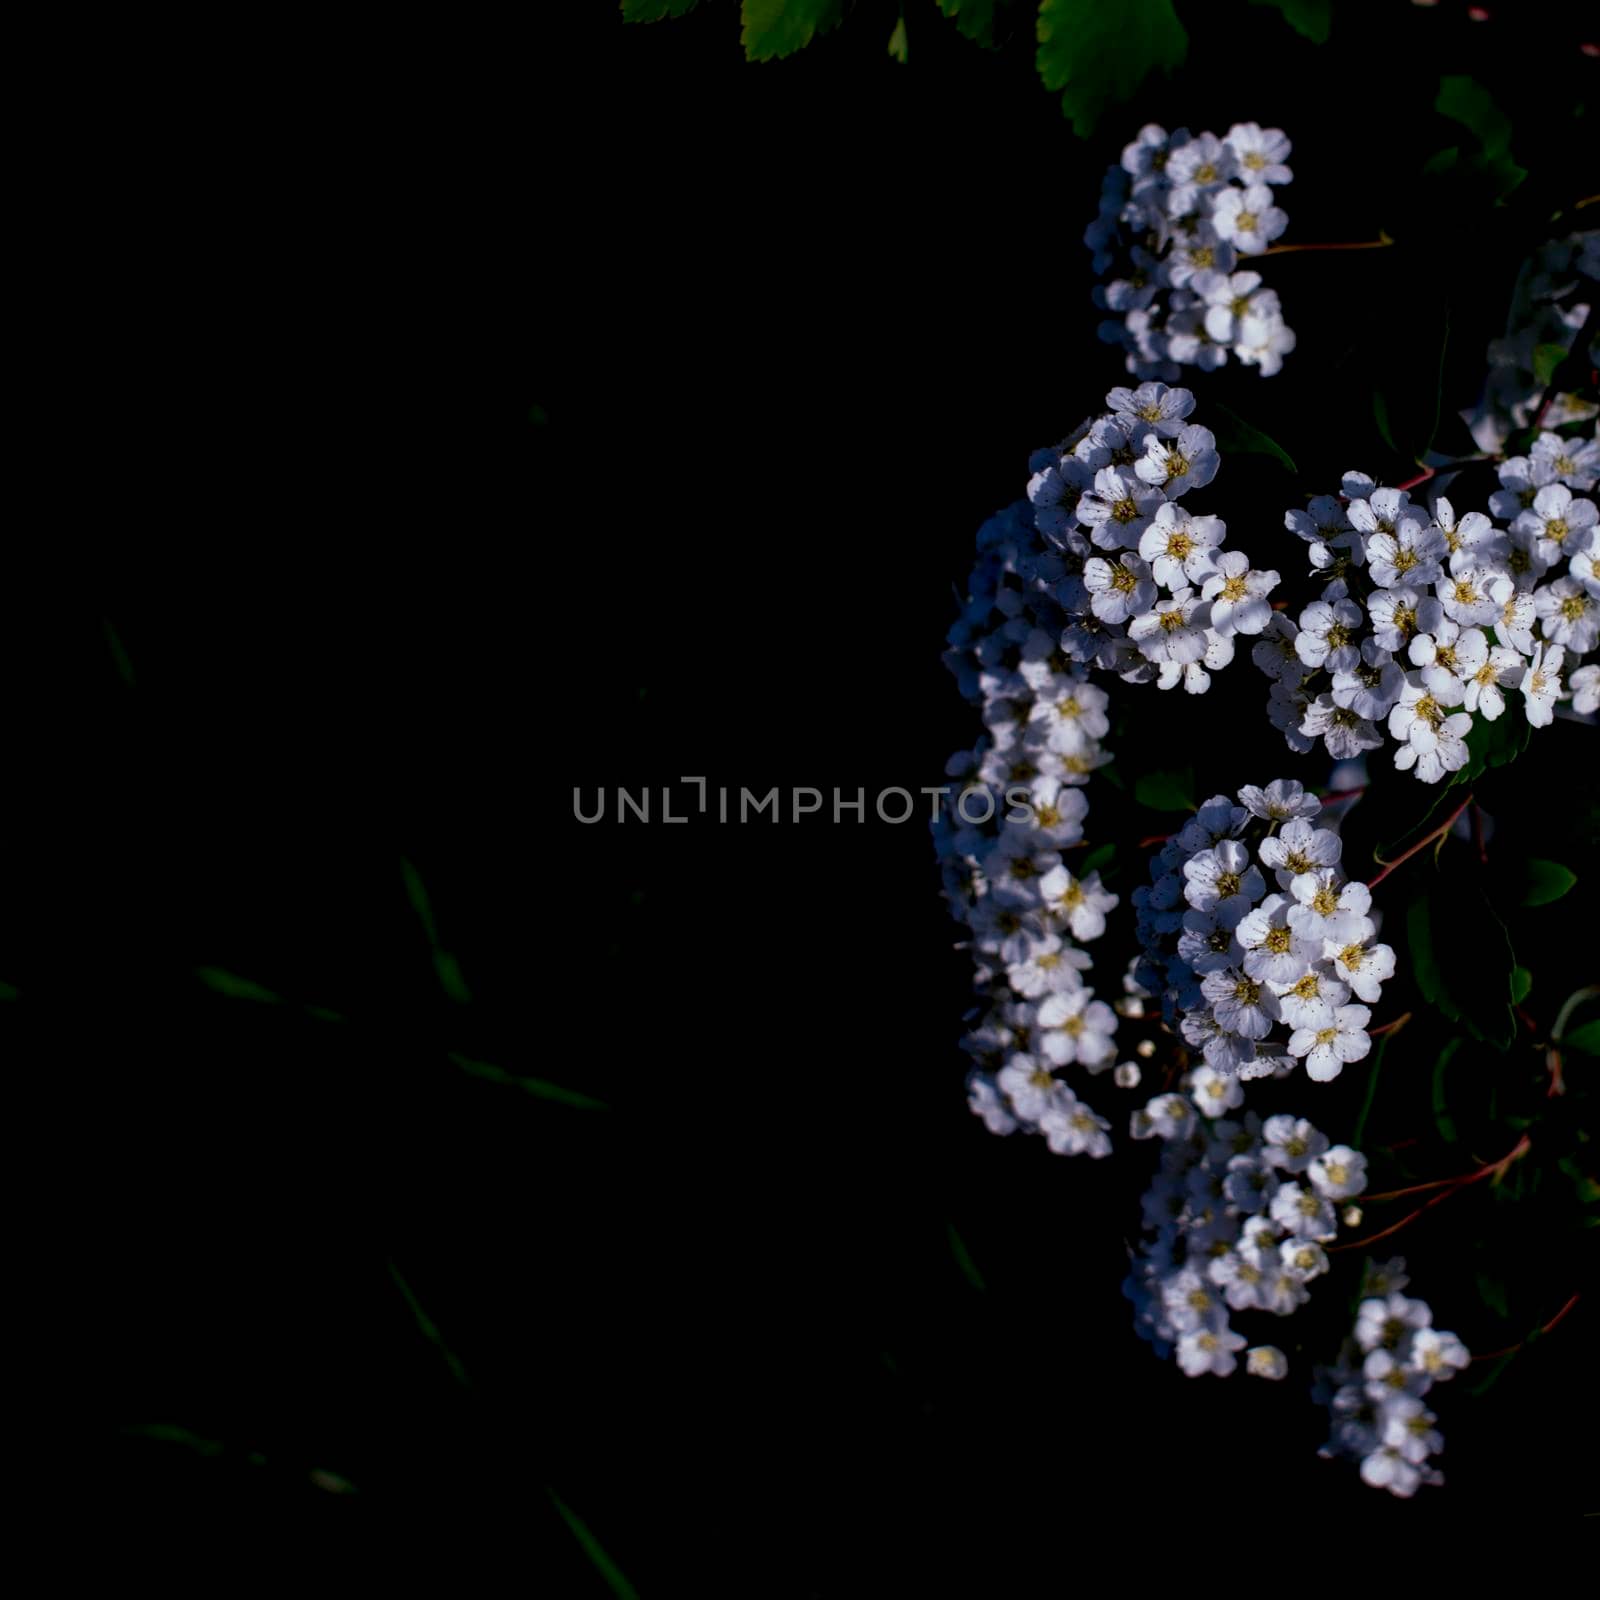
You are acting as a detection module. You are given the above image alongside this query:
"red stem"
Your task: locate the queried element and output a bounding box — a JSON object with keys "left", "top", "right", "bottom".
{"left": 1367, "top": 794, "right": 1473, "bottom": 889}
{"left": 1333, "top": 1134, "right": 1531, "bottom": 1250}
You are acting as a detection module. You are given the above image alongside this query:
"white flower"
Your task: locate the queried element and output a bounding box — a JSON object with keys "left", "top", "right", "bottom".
{"left": 1246, "top": 1344, "right": 1290, "bottom": 1379}
{"left": 1300, "top": 695, "right": 1384, "bottom": 761}
{"left": 1129, "top": 587, "right": 1214, "bottom": 663}
{"left": 1177, "top": 1323, "right": 1247, "bottom": 1377}
{"left": 1367, "top": 586, "right": 1444, "bottom": 654}
{"left": 1354, "top": 1293, "right": 1433, "bottom": 1352}
{"left": 1511, "top": 482, "right": 1597, "bottom": 566}
{"left": 1271, "top": 963, "right": 1351, "bottom": 1030}
{"left": 1530, "top": 429, "right": 1600, "bottom": 492}
{"left": 1294, "top": 598, "right": 1364, "bottom": 673}
{"left": 1308, "top": 1144, "right": 1368, "bottom": 1199}
{"left": 967, "top": 1073, "right": 1018, "bottom": 1135}
{"left": 1366, "top": 518, "right": 1446, "bottom": 590}
{"left": 1039, "top": 1094, "right": 1113, "bottom": 1158}
{"left": 1200, "top": 551, "right": 1279, "bottom": 635}
{"left": 1225, "top": 122, "right": 1292, "bottom": 184}
{"left": 1534, "top": 579, "right": 1598, "bottom": 653}
{"left": 1036, "top": 988, "right": 1118, "bottom": 1067}
{"left": 1519, "top": 641, "right": 1565, "bottom": 727}
{"left": 1082, "top": 552, "right": 1158, "bottom": 623}
{"left": 1287, "top": 870, "right": 1373, "bottom": 946}
{"left": 996, "top": 1054, "right": 1065, "bottom": 1123}
{"left": 1139, "top": 502, "right": 1226, "bottom": 588}
{"left": 1493, "top": 588, "right": 1537, "bottom": 655}
{"left": 1331, "top": 639, "right": 1406, "bottom": 720}
{"left": 1388, "top": 671, "right": 1466, "bottom": 753}
{"left": 1076, "top": 465, "right": 1164, "bottom": 547}
{"left": 1134, "top": 425, "right": 1221, "bottom": 496}
{"left": 1326, "top": 937, "right": 1397, "bottom": 1004}
{"left": 1278, "top": 1238, "right": 1329, "bottom": 1282}
{"left": 1269, "top": 1180, "right": 1338, "bottom": 1241}
{"left": 1188, "top": 1065, "right": 1245, "bottom": 1118}
{"left": 1382, "top": 1397, "right": 1444, "bottom": 1465}
{"left": 1262, "top": 1114, "right": 1328, "bottom": 1172}
{"left": 1359, "top": 1447, "right": 1428, "bottom": 1498}
{"left": 1027, "top": 676, "right": 1112, "bottom": 754}
{"left": 1210, "top": 183, "right": 1287, "bottom": 253}
{"left": 1183, "top": 839, "right": 1266, "bottom": 926}
{"left": 1165, "top": 132, "right": 1238, "bottom": 214}
{"left": 1106, "top": 382, "right": 1196, "bottom": 437}
{"left": 1040, "top": 864, "right": 1120, "bottom": 941}
{"left": 1236, "top": 894, "right": 1317, "bottom": 983}
{"left": 1287, "top": 1002, "right": 1372, "bottom": 1081}
{"left": 1437, "top": 563, "right": 1509, "bottom": 627}
{"left": 1406, "top": 1327, "right": 1470, "bottom": 1382}
{"left": 1006, "top": 933, "right": 1092, "bottom": 998}
{"left": 1201, "top": 967, "right": 1281, "bottom": 1040}
{"left": 1570, "top": 662, "right": 1600, "bottom": 714}
{"left": 1233, "top": 312, "right": 1297, "bottom": 376}
{"left": 1237, "top": 778, "right": 1320, "bottom": 823}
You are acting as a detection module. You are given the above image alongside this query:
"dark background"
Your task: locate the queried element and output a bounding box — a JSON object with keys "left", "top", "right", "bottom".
{"left": 20, "top": 1, "right": 1597, "bottom": 1583}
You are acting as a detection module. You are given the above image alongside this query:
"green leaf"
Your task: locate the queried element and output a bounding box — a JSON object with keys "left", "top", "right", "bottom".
{"left": 1208, "top": 400, "right": 1298, "bottom": 473}
{"left": 1036, "top": 0, "right": 1186, "bottom": 139}
{"left": 1351, "top": 1028, "right": 1394, "bottom": 1149}
{"left": 887, "top": 14, "right": 908, "bottom": 61}
{"left": 1407, "top": 877, "right": 1518, "bottom": 1050}
{"left": 1563, "top": 1019, "right": 1600, "bottom": 1056}
{"left": 1510, "top": 966, "right": 1533, "bottom": 1006}
{"left": 448, "top": 1052, "right": 609, "bottom": 1112}
{"left": 936, "top": 0, "right": 1006, "bottom": 47}
{"left": 1246, "top": 0, "right": 1330, "bottom": 44}
{"left": 1436, "top": 74, "right": 1514, "bottom": 159}
{"left": 946, "top": 1221, "right": 988, "bottom": 1291}
{"left": 1420, "top": 145, "right": 1460, "bottom": 178}
{"left": 1430, "top": 1037, "right": 1462, "bottom": 1143}
{"left": 1475, "top": 1271, "right": 1509, "bottom": 1320}
{"left": 1135, "top": 768, "right": 1195, "bottom": 812}
{"left": 1435, "top": 75, "right": 1527, "bottom": 199}
{"left": 1522, "top": 859, "right": 1577, "bottom": 907}
{"left": 1533, "top": 343, "right": 1569, "bottom": 388}
{"left": 401, "top": 857, "right": 474, "bottom": 1004}
{"left": 1081, "top": 842, "right": 1116, "bottom": 875}
{"left": 195, "top": 966, "right": 283, "bottom": 1004}
{"left": 741, "top": 0, "right": 842, "bottom": 60}
{"left": 547, "top": 1490, "right": 642, "bottom": 1600}
{"left": 620, "top": 0, "right": 699, "bottom": 19}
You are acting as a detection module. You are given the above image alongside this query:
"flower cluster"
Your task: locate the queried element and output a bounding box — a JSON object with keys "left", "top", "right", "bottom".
{"left": 1315, "top": 1260, "right": 1469, "bottom": 1499}
{"left": 1132, "top": 778, "right": 1393, "bottom": 1084}
{"left": 1463, "top": 229, "right": 1598, "bottom": 454}
{"left": 1086, "top": 123, "right": 1297, "bottom": 380}
{"left": 1029, "top": 382, "right": 1279, "bottom": 694}
{"left": 937, "top": 506, "right": 1124, "bottom": 1156}
{"left": 1123, "top": 1090, "right": 1367, "bottom": 1379}
{"left": 1256, "top": 447, "right": 1600, "bottom": 780}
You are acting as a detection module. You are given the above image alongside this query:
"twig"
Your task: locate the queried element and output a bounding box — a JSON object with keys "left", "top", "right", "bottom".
{"left": 1368, "top": 794, "right": 1474, "bottom": 888}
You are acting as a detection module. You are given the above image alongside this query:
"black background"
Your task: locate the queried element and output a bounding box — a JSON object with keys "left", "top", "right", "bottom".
{"left": 21, "top": 1, "right": 1598, "bottom": 1584}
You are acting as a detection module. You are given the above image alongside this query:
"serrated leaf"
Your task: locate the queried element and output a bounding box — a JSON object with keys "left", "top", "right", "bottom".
{"left": 1563, "top": 1019, "right": 1600, "bottom": 1056}
{"left": 1135, "top": 768, "right": 1195, "bottom": 812}
{"left": 1036, "top": 0, "right": 1186, "bottom": 140}
{"left": 620, "top": 0, "right": 700, "bottom": 20}
{"left": 936, "top": 0, "right": 1007, "bottom": 47}
{"left": 1246, "top": 0, "right": 1330, "bottom": 44}
{"left": 1522, "top": 858, "right": 1577, "bottom": 907}
{"left": 1510, "top": 966, "right": 1532, "bottom": 1005}
{"left": 741, "top": 0, "right": 842, "bottom": 61}
{"left": 1209, "top": 400, "right": 1297, "bottom": 473}
{"left": 888, "top": 15, "right": 908, "bottom": 61}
